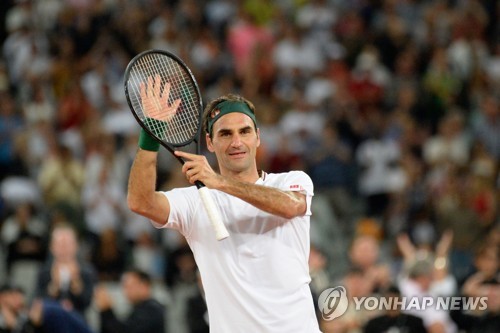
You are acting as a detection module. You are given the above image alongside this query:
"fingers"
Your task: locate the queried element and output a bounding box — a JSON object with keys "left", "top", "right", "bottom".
{"left": 162, "top": 80, "right": 171, "bottom": 100}
{"left": 140, "top": 76, "right": 180, "bottom": 121}
{"left": 174, "top": 150, "right": 199, "bottom": 160}
{"left": 171, "top": 98, "right": 181, "bottom": 111}
{"left": 175, "top": 151, "right": 211, "bottom": 184}
{"left": 182, "top": 160, "right": 200, "bottom": 183}
{"left": 140, "top": 81, "right": 146, "bottom": 100}
{"left": 154, "top": 75, "right": 161, "bottom": 97}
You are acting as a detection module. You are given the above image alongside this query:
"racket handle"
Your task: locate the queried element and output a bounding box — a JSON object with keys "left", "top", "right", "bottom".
{"left": 197, "top": 186, "right": 229, "bottom": 241}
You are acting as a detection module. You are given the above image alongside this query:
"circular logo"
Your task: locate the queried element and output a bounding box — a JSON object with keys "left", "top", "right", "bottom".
{"left": 318, "top": 286, "right": 349, "bottom": 321}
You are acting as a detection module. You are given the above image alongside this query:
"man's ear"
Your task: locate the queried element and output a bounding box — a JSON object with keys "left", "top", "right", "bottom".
{"left": 206, "top": 133, "right": 215, "bottom": 152}
{"left": 256, "top": 128, "right": 261, "bottom": 148}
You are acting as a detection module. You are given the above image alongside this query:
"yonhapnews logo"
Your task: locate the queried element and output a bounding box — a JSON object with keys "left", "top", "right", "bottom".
{"left": 318, "top": 286, "right": 489, "bottom": 321}
{"left": 317, "top": 286, "right": 349, "bottom": 320}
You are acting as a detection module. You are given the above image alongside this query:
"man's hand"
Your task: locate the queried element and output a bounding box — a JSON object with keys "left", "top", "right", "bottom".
{"left": 94, "top": 285, "right": 113, "bottom": 311}
{"left": 175, "top": 151, "right": 221, "bottom": 188}
{"left": 140, "top": 75, "right": 181, "bottom": 122}
{"left": 28, "top": 299, "right": 44, "bottom": 327}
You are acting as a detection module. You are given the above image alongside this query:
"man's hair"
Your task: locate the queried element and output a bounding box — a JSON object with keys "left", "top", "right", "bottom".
{"left": 127, "top": 268, "right": 153, "bottom": 286}
{"left": 203, "top": 94, "right": 256, "bottom": 138}
{"left": 474, "top": 242, "right": 499, "bottom": 259}
{"left": 0, "top": 284, "right": 24, "bottom": 294}
{"left": 407, "top": 256, "right": 434, "bottom": 279}
{"left": 384, "top": 285, "right": 401, "bottom": 296}
{"left": 50, "top": 223, "right": 79, "bottom": 243}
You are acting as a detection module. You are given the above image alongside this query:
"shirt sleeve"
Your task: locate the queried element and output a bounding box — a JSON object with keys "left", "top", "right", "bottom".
{"left": 152, "top": 187, "right": 200, "bottom": 237}
{"left": 282, "top": 171, "right": 314, "bottom": 216}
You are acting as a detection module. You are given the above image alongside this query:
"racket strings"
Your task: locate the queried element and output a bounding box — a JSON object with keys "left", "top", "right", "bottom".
{"left": 127, "top": 53, "right": 200, "bottom": 145}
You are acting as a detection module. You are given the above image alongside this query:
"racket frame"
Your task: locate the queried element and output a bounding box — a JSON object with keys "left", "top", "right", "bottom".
{"left": 124, "top": 49, "right": 203, "bottom": 163}
{"left": 124, "top": 49, "right": 229, "bottom": 241}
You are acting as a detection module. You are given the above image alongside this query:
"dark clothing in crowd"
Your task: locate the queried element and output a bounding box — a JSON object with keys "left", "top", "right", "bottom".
{"left": 450, "top": 298, "right": 500, "bottom": 333}
{"left": 364, "top": 313, "right": 427, "bottom": 333}
{"left": 0, "top": 300, "right": 94, "bottom": 333}
{"left": 35, "top": 261, "right": 96, "bottom": 315}
{"left": 37, "top": 300, "right": 95, "bottom": 333}
{"left": 186, "top": 292, "right": 209, "bottom": 333}
{"left": 99, "top": 298, "right": 165, "bottom": 333}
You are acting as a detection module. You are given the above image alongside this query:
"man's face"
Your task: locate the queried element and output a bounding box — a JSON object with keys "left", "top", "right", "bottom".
{"left": 122, "top": 273, "right": 138, "bottom": 302}
{"left": 122, "top": 273, "right": 149, "bottom": 304}
{"left": 1, "top": 290, "right": 25, "bottom": 312}
{"left": 206, "top": 112, "right": 260, "bottom": 176}
{"left": 50, "top": 229, "right": 78, "bottom": 262}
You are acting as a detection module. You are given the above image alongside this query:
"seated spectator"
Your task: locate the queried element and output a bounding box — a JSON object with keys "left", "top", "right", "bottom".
{"left": 0, "top": 202, "right": 48, "bottom": 299}
{"left": 349, "top": 234, "right": 392, "bottom": 293}
{"left": 397, "top": 230, "right": 457, "bottom": 297}
{"left": 321, "top": 267, "right": 375, "bottom": 333}
{"left": 28, "top": 299, "right": 95, "bottom": 333}
{"left": 1, "top": 202, "right": 46, "bottom": 279}
{"left": 459, "top": 241, "right": 499, "bottom": 288}
{"left": 0, "top": 284, "right": 26, "bottom": 333}
{"left": 94, "top": 269, "right": 165, "bottom": 333}
{"left": 185, "top": 271, "right": 209, "bottom": 333}
{"left": 35, "top": 224, "right": 97, "bottom": 316}
{"left": 450, "top": 243, "right": 499, "bottom": 333}
{"left": 398, "top": 256, "right": 457, "bottom": 333}
{"left": 90, "top": 228, "right": 126, "bottom": 282}
{"left": 0, "top": 285, "right": 95, "bottom": 333}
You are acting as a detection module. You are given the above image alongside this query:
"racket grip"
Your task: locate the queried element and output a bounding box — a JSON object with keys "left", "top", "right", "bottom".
{"left": 198, "top": 186, "right": 229, "bottom": 241}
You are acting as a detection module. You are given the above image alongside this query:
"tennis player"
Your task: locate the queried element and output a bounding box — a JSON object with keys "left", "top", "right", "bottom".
{"left": 127, "top": 83, "right": 321, "bottom": 332}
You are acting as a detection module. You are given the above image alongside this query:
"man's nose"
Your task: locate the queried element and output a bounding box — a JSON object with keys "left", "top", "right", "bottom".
{"left": 230, "top": 133, "right": 242, "bottom": 147}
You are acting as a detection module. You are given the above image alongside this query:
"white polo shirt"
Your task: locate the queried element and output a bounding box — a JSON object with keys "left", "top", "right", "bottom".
{"left": 158, "top": 171, "right": 321, "bottom": 333}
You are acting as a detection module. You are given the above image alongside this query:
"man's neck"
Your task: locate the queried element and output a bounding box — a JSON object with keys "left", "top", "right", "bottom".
{"left": 221, "top": 168, "right": 260, "bottom": 184}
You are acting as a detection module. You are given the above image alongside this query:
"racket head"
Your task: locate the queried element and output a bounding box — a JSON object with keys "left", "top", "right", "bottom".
{"left": 124, "top": 49, "right": 203, "bottom": 150}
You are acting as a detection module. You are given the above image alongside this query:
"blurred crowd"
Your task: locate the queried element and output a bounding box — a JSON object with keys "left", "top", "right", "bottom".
{"left": 0, "top": 0, "right": 498, "bottom": 333}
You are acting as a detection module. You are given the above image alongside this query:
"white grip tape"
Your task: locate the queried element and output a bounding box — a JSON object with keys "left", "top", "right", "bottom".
{"left": 198, "top": 186, "right": 229, "bottom": 240}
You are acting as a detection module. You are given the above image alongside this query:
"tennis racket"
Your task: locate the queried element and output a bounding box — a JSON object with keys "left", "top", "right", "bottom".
{"left": 124, "top": 49, "right": 229, "bottom": 241}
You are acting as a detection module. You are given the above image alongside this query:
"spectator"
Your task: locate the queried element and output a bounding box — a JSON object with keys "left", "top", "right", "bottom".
{"left": 472, "top": 93, "right": 500, "bottom": 159}
{"left": 94, "top": 269, "right": 165, "bottom": 333}
{"left": 1, "top": 202, "right": 46, "bottom": 300}
{"left": 185, "top": 271, "right": 209, "bottom": 333}
{"left": 355, "top": 111, "right": 406, "bottom": 218}
{"left": 450, "top": 243, "right": 499, "bottom": 333}
{"left": 459, "top": 242, "right": 499, "bottom": 290}
{"left": 348, "top": 234, "right": 392, "bottom": 293}
{"left": 0, "top": 285, "right": 95, "bottom": 333}
{"left": 81, "top": 161, "right": 126, "bottom": 248}
{"left": 432, "top": 170, "right": 488, "bottom": 281}
{"left": 450, "top": 241, "right": 499, "bottom": 333}
{"left": 397, "top": 230, "right": 457, "bottom": 298}
{"left": 0, "top": 284, "right": 26, "bottom": 333}
{"left": 0, "top": 91, "right": 25, "bottom": 181}
{"left": 37, "top": 142, "right": 85, "bottom": 231}
{"left": 321, "top": 267, "right": 374, "bottom": 333}
{"left": 398, "top": 256, "right": 458, "bottom": 333}
{"left": 1, "top": 203, "right": 46, "bottom": 274}
{"left": 422, "top": 110, "right": 469, "bottom": 168}
{"left": 309, "top": 244, "right": 330, "bottom": 304}
{"left": 35, "top": 224, "right": 96, "bottom": 316}
{"left": 28, "top": 299, "right": 95, "bottom": 333}
{"left": 90, "top": 228, "right": 126, "bottom": 282}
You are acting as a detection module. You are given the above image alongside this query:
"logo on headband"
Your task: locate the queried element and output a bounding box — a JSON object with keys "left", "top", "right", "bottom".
{"left": 210, "top": 109, "right": 220, "bottom": 119}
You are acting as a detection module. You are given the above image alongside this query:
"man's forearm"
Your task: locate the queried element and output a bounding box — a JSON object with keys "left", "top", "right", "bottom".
{"left": 216, "top": 178, "right": 306, "bottom": 219}
{"left": 127, "top": 149, "right": 169, "bottom": 224}
{"left": 128, "top": 149, "right": 157, "bottom": 209}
